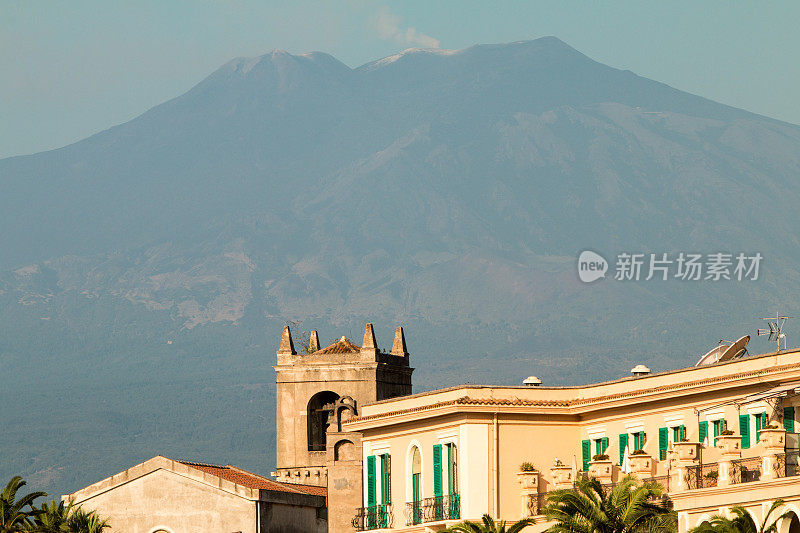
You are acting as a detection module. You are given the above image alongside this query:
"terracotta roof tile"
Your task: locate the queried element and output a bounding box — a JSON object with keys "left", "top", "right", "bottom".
{"left": 178, "top": 461, "right": 327, "bottom": 497}
{"left": 314, "top": 337, "right": 361, "bottom": 354}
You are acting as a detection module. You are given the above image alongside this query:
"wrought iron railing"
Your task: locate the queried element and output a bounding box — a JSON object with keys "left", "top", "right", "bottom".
{"left": 730, "top": 456, "right": 762, "bottom": 484}
{"left": 405, "top": 494, "right": 460, "bottom": 525}
{"left": 777, "top": 451, "right": 800, "bottom": 478}
{"left": 527, "top": 492, "right": 548, "bottom": 516}
{"left": 685, "top": 462, "right": 719, "bottom": 489}
{"left": 352, "top": 504, "right": 393, "bottom": 530}
{"left": 527, "top": 482, "right": 639, "bottom": 517}
{"left": 643, "top": 475, "right": 670, "bottom": 493}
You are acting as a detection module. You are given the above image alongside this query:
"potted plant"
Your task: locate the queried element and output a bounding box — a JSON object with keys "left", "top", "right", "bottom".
{"left": 628, "top": 450, "right": 652, "bottom": 475}
{"left": 704, "top": 470, "right": 718, "bottom": 487}
{"left": 673, "top": 440, "right": 701, "bottom": 461}
{"left": 759, "top": 424, "right": 786, "bottom": 449}
{"left": 517, "top": 462, "right": 539, "bottom": 489}
{"left": 716, "top": 429, "right": 741, "bottom": 455}
{"left": 588, "top": 454, "right": 613, "bottom": 481}
{"left": 551, "top": 459, "right": 573, "bottom": 487}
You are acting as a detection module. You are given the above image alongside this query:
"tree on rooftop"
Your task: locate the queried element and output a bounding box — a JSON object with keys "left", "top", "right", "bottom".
{"left": 543, "top": 475, "right": 676, "bottom": 533}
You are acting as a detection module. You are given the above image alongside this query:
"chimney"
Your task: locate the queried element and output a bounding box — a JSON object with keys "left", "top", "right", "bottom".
{"left": 309, "top": 330, "right": 320, "bottom": 353}
{"left": 390, "top": 326, "right": 408, "bottom": 356}
{"left": 361, "top": 323, "right": 378, "bottom": 356}
{"left": 523, "top": 376, "right": 542, "bottom": 387}
{"left": 277, "top": 325, "right": 296, "bottom": 355}
{"left": 631, "top": 364, "right": 650, "bottom": 377}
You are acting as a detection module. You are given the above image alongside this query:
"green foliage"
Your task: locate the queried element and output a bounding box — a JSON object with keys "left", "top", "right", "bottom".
{"left": 446, "top": 514, "right": 535, "bottom": 533}
{"left": 543, "top": 475, "right": 676, "bottom": 533}
{"left": 1, "top": 476, "right": 46, "bottom": 533}
{"left": 0, "top": 477, "right": 109, "bottom": 533}
{"left": 519, "top": 462, "right": 536, "bottom": 472}
{"left": 689, "top": 500, "right": 790, "bottom": 533}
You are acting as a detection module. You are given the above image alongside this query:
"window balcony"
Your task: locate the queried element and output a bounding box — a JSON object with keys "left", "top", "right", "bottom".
{"left": 405, "top": 494, "right": 461, "bottom": 525}
{"left": 352, "top": 504, "right": 393, "bottom": 531}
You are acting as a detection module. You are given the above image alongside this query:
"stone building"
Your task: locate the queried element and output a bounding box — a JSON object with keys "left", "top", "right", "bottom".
{"left": 273, "top": 323, "right": 414, "bottom": 533}
{"left": 341, "top": 346, "right": 800, "bottom": 533}
{"left": 63, "top": 455, "right": 327, "bottom": 533}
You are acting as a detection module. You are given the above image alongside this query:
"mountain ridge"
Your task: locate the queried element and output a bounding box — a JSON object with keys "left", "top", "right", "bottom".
{"left": 1, "top": 36, "right": 799, "bottom": 499}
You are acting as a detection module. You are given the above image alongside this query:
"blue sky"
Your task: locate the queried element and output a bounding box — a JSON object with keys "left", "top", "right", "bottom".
{"left": 2, "top": 1, "right": 799, "bottom": 159}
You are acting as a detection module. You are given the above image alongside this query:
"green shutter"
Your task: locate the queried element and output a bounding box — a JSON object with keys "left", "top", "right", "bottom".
{"left": 756, "top": 413, "right": 767, "bottom": 443}
{"left": 680, "top": 425, "right": 686, "bottom": 440}
{"left": 618, "top": 434, "right": 628, "bottom": 465}
{"left": 367, "top": 455, "right": 377, "bottom": 507}
{"left": 601, "top": 437, "right": 609, "bottom": 453}
{"left": 699, "top": 421, "right": 708, "bottom": 445}
{"left": 412, "top": 473, "right": 420, "bottom": 524}
{"left": 785, "top": 406, "right": 795, "bottom": 432}
{"left": 740, "top": 414, "right": 750, "bottom": 449}
{"left": 446, "top": 445, "right": 453, "bottom": 495}
{"left": 634, "top": 431, "right": 645, "bottom": 450}
{"left": 433, "top": 444, "right": 443, "bottom": 497}
{"left": 381, "top": 454, "right": 391, "bottom": 504}
{"left": 581, "top": 439, "right": 591, "bottom": 470}
{"left": 658, "top": 427, "right": 668, "bottom": 460}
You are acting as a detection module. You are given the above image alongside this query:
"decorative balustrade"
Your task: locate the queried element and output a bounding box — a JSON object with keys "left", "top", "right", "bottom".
{"left": 352, "top": 504, "right": 393, "bottom": 531}
{"left": 526, "top": 481, "right": 628, "bottom": 517}
{"left": 685, "top": 462, "right": 719, "bottom": 489}
{"left": 404, "top": 494, "right": 461, "bottom": 525}
{"left": 643, "top": 475, "right": 670, "bottom": 493}
{"left": 730, "top": 456, "right": 762, "bottom": 484}
{"left": 776, "top": 451, "right": 800, "bottom": 478}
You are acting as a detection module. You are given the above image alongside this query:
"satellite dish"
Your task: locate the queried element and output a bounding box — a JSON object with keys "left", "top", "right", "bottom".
{"left": 694, "top": 335, "right": 750, "bottom": 367}
{"left": 718, "top": 335, "right": 750, "bottom": 362}
{"left": 695, "top": 343, "right": 729, "bottom": 367}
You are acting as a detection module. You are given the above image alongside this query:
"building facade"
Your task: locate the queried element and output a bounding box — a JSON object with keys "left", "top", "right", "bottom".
{"left": 273, "top": 323, "right": 414, "bottom": 533}
{"left": 340, "top": 348, "right": 800, "bottom": 532}
{"left": 63, "top": 455, "right": 327, "bottom": 533}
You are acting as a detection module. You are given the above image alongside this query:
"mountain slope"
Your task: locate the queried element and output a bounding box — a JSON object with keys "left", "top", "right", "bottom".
{"left": 1, "top": 37, "right": 799, "bottom": 498}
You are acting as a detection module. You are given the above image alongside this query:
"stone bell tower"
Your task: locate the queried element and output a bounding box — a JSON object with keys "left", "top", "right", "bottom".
{"left": 272, "top": 323, "right": 413, "bottom": 487}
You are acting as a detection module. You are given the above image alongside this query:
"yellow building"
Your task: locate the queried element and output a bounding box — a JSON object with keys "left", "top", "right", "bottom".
{"left": 341, "top": 347, "right": 800, "bottom": 533}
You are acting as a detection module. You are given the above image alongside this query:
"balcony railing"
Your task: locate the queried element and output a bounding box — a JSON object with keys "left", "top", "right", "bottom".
{"left": 642, "top": 474, "right": 671, "bottom": 494}
{"left": 686, "top": 462, "right": 720, "bottom": 489}
{"left": 405, "top": 494, "right": 461, "bottom": 525}
{"left": 776, "top": 451, "right": 800, "bottom": 478}
{"left": 352, "top": 504, "right": 393, "bottom": 531}
{"left": 730, "top": 456, "right": 762, "bottom": 484}
{"left": 527, "top": 482, "right": 638, "bottom": 517}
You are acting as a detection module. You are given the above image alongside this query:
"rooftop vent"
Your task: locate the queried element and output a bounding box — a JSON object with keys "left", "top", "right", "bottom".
{"left": 523, "top": 376, "right": 542, "bottom": 386}
{"left": 630, "top": 364, "right": 650, "bottom": 377}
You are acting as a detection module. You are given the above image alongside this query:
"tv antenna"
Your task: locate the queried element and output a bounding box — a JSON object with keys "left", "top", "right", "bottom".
{"left": 757, "top": 312, "right": 791, "bottom": 351}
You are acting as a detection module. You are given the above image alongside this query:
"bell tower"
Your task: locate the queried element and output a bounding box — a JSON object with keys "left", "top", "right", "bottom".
{"left": 272, "top": 323, "right": 413, "bottom": 486}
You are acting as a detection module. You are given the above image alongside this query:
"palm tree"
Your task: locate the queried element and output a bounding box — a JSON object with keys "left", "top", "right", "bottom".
{"left": 27, "top": 500, "right": 72, "bottom": 533}
{"left": 446, "top": 514, "right": 536, "bottom": 533}
{"left": 0, "top": 476, "right": 46, "bottom": 533}
{"left": 689, "top": 499, "right": 790, "bottom": 533}
{"left": 543, "top": 475, "right": 676, "bottom": 533}
{"left": 63, "top": 506, "right": 111, "bottom": 533}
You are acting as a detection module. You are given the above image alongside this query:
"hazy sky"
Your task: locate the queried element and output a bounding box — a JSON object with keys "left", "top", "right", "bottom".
{"left": 2, "top": 1, "right": 799, "bottom": 159}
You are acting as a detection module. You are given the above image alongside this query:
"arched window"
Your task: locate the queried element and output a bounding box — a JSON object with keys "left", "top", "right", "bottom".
{"left": 789, "top": 513, "right": 800, "bottom": 533}
{"left": 411, "top": 446, "right": 422, "bottom": 524}
{"left": 307, "top": 391, "right": 339, "bottom": 451}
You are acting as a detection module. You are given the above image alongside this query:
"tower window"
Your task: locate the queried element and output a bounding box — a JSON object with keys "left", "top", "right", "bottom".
{"left": 307, "top": 391, "right": 339, "bottom": 451}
